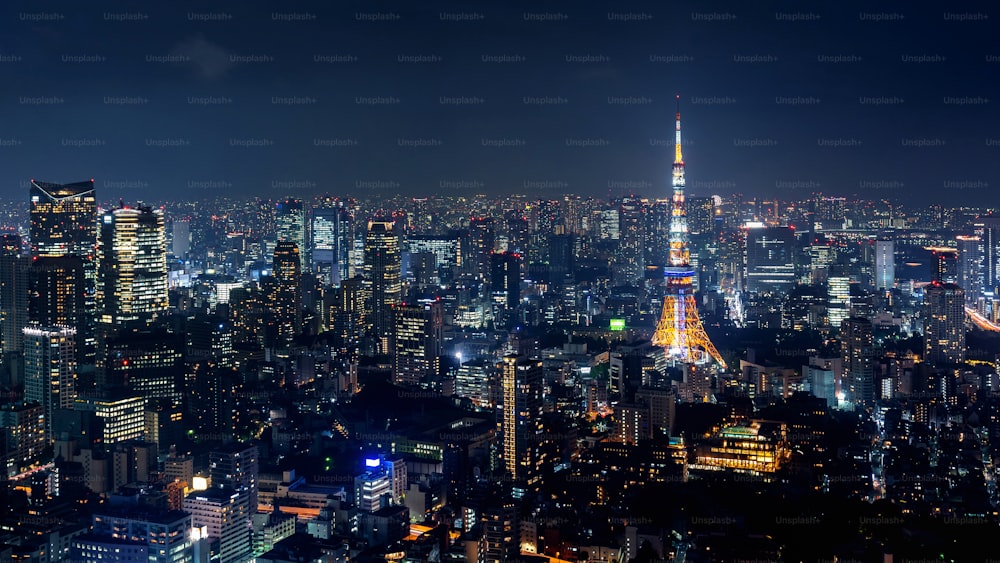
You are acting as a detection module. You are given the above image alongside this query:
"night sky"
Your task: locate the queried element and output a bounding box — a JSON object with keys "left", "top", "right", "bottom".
{"left": 1, "top": 0, "right": 998, "bottom": 205}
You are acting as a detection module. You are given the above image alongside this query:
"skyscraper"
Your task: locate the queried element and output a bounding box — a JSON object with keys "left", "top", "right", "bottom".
{"left": 210, "top": 442, "right": 260, "bottom": 513}
{"left": 271, "top": 241, "right": 302, "bottom": 348}
{"left": 875, "top": 239, "right": 895, "bottom": 291}
{"left": 469, "top": 216, "right": 495, "bottom": 281}
{"left": 391, "top": 301, "right": 443, "bottom": 386}
{"left": 172, "top": 218, "right": 190, "bottom": 258}
{"left": 97, "top": 205, "right": 168, "bottom": 327}
{"left": 364, "top": 221, "right": 401, "bottom": 346}
{"left": 928, "top": 247, "right": 958, "bottom": 284}
{"left": 651, "top": 98, "right": 726, "bottom": 369}
{"left": 956, "top": 235, "right": 982, "bottom": 305}
{"left": 275, "top": 198, "right": 307, "bottom": 268}
{"left": 29, "top": 179, "right": 97, "bottom": 363}
{"left": 499, "top": 354, "right": 543, "bottom": 488}
{"left": 29, "top": 255, "right": 85, "bottom": 337}
{"left": 0, "top": 234, "right": 28, "bottom": 369}
{"left": 615, "top": 197, "right": 646, "bottom": 286}
{"left": 311, "top": 203, "right": 352, "bottom": 286}
{"left": 744, "top": 226, "right": 796, "bottom": 294}
{"left": 975, "top": 217, "right": 1000, "bottom": 294}
{"left": 841, "top": 317, "right": 874, "bottom": 408}
{"left": 923, "top": 282, "right": 966, "bottom": 365}
{"left": 490, "top": 251, "right": 522, "bottom": 329}
{"left": 23, "top": 326, "right": 76, "bottom": 439}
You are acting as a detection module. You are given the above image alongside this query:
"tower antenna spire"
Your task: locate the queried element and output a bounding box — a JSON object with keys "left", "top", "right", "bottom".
{"left": 653, "top": 93, "right": 726, "bottom": 373}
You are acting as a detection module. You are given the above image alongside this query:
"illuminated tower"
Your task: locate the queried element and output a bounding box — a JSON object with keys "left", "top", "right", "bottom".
{"left": 29, "top": 179, "right": 97, "bottom": 364}
{"left": 364, "top": 221, "right": 401, "bottom": 348}
{"left": 652, "top": 97, "right": 726, "bottom": 369}
{"left": 97, "top": 204, "right": 168, "bottom": 327}
{"left": 271, "top": 241, "right": 302, "bottom": 348}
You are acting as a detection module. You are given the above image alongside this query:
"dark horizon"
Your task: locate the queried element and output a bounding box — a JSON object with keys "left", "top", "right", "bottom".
{"left": 1, "top": 0, "right": 998, "bottom": 205}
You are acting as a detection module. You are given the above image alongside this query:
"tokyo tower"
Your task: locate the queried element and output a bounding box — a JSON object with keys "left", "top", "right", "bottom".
{"left": 651, "top": 96, "right": 727, "bottom": 369}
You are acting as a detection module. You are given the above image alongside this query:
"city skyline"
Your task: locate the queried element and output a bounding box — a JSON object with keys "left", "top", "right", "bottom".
{"left": 1, "top": 1, "right": 997, "bottom": 204}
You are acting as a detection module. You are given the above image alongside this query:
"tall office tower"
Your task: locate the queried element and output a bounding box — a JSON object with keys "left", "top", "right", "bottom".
{"left": 686, "top": 196, "right": 715, "bottom": 236}
{"left": 30, "top": 179, "right": 97, "bottom": 363}
{"left": 498, "top": 354, "right": 543, "bottom": 489}
{"left": 490, "top": 251, "right": 522, "bottom": 318}
{"left": 210, "top": 442, "right": 260, "bottom": 513}
{"left": 827, "top": 272, "right": 851, "bottom": 328}
{"left": 0, "top": 402, "right": 45, "bottom": 476}
{"left": 651, "top": 98, "right": 726, "bottom": 368}
{"left": 312, "top": 203, "right": 352, "bottom": 286}
{"left": 815, "top": 196, "right": 847, "bottom": 226}
{"left": 97, "top": 205, "right": 168, "bottom": 327}
{"left": 841, "top": 317, "right": 874, "bottom": 408}
{"left": 614, "top": 197, "right": 646, "bottom": 286}
{"left": 271, "top": 241, "right": 302, "bottom": 348}
{"left": 599, "top": 208, "right": 621, "bottom": 240}
{"left": 976, "top": 217, "right": 1000, "bottom": 294}
{"left": 875, "top": 239, "right": 895, "bottom": 290}
{"left": 744, "top": 226, "right": 796, "bottom": 294}
{"left": 645, "top": 199, "right": 671, "bottom": 268}
{"left": 184, "top": 488, "right": 252, "bottom": 563}
{"left": 549, "top": 234, "right": 576, "bottom": 281}
{"left": 928, "top": 247, "right": 958, "bottom": 284}
{"left": 504, "top": 210, "right": 529, "bottom": 253}
{"left": 391, "top": 301, "right": 443, "bottom": 386}
{"left": 0, "top": 235, "right": 28, "bottom": 368}
{"left": 468, "top": 216, "right": 495, "bottom": 281}
{"left": 275, "top": 198, "right": 307, "bottom": 267}
{"left": 172, "top": 218, "right": 191, "bottom": 258}
{"left": 956, "top": 235, "right": 982, "bottom": 305}
{"left": 923, "top": 281, "right": 966, "bottom": 364}
{"left": 364, "top": 221, "right": 402, "bottom": 347}
{"left": 28, "top": 256, "right": 85, "bottom": 360}
{"left": 187, "top": 363, "right": 238, "bottom": 440}
{"left": 99, "top": 330, "right": 184, "bottom": 401}
{"left": 23, "top": 326, "right": 76, "bottom": 439}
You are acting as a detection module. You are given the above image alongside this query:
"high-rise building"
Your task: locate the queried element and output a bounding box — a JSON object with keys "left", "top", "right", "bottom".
{"left": 73, "top": 390, "right": 146, "bottom": 446}
{"left": 0, "top": 235, "right": 29, "bottom": 366}
{"left": 928, "top": 247, "right": 958, "bottom": 284}
{"left": 0, "top": 401, "right": 45, "bottom": 476}
{"left": 391, "top": 301, "right": 443, "bottom": 386}
{"left": 99, "top": 330, "right": 184, "bottom": 401}
{"left": 275, "top": 198, "right": 307, "bottom": 268}
{"left": 827, "top": 274, "right": 851, "bottom": 328}
{"left": 841, "top": 317, "right": 874, "bottom": 408}
{"left": 499, "top": 354, "right": 543, "bottom": 488}
{"left": 30, "top": 179, "right": 97, "bottom": 363}
{"left": 651, "top": 98, "right": 726, "bottom": 369}
{"left": 271, "top": 241, "right": 302, "bottom": 348}
{"left": 615, "top": 197, "right": 646, "bottom": 286}
{"left": 311, "top": 204, "right": 351, "bottom": 286}
{"left": 23, "top": 326, "right": 76, "bottom": 439}
{"left": 172, "top": 219, "right": 190, "bottom": 258}
{"left": 744, "top": 226, "right": 796, "bottom": 294}
{"left": 490, "top": 252, "right": 522, "bottom": 313}
{"left": 875, "top": 239, "right": 895, "bottom": 290}
{"left": 210, "top": 442, "right": 260, "bottom": 514}
{"left": 975, "top": 217, "right": 1000, "bottom": 294}
{"left": 184, "top": 488, "right": 252, "bottom": 563}
{"left": 923, "top": 281, "right": 966, "bottom": 365}
{"left": 469, "top": 216, "right": 495, "bottom": 281}
{"left": 957, "top": 235, "right": 982, "bottom": 305}
{"left": 364, "top": 221, "right": 402, "bottom": 345}
{"left": 97, "top": 205, "right": 168, "bottom": 327}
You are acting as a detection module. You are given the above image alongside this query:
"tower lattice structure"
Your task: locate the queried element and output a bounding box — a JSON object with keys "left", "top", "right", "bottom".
{"left": 651, "top": 97, "right": 727, "bottom": 369}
